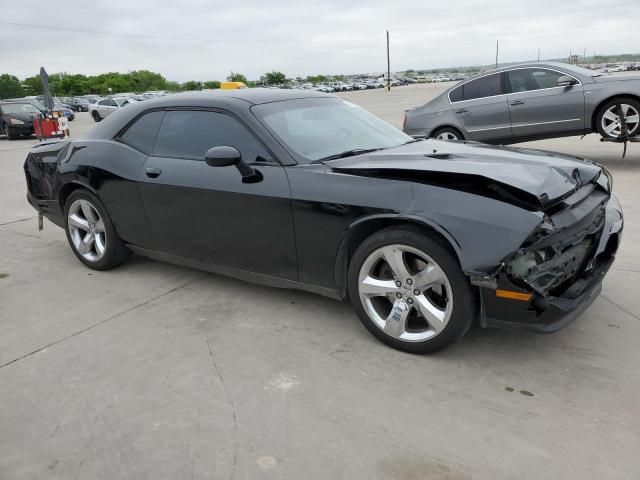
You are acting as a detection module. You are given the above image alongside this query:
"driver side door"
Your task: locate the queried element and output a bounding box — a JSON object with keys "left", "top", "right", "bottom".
{"left": 137, "top": 109, "right": 297, "bottom": 280}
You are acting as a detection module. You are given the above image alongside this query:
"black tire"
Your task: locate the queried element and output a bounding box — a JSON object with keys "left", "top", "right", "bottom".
{"left": 64, "top": 190, "right": 130, "bottom": 270}
{"left": 5, "top": 124, "right": 18, "bottom": 140}
{"left": 92, "top": 110, "right": 101, "bottom": 122}
{"left": 431, "top": 127, "right": 463, "bottom": 141}
{"left": 348, "top": 226, "right": 476, "bottom": 354}
{"left": 595, "top": 97, "right": 640, "bottom": 139}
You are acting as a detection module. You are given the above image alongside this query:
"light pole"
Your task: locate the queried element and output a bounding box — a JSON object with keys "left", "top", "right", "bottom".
{"left": 386, "top": 30, "right": 391, "bottom": 91}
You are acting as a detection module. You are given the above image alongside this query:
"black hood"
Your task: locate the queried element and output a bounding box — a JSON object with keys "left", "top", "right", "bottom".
{"left": 327, "top": 140, "right": 602, "bottom": 210}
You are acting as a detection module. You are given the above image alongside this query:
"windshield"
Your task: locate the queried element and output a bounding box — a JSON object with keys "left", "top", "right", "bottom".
{"left": 557, "top": 63, "right": 603, "bottom": 77}
{"left": 1, "top": 103, "right": 42, "bottom": 114}
{"left": 253, "top": 97, "right": 411, "bottom": 163}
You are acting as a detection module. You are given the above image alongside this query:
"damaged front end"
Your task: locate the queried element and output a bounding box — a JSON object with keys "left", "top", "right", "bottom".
{"left": 478, "top": 172, "right": 623, "bottom": 332}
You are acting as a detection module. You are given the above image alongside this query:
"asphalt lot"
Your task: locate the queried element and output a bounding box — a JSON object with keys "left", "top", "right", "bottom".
{"left": 1, "top": 85, "right": 639, "bottom": 479}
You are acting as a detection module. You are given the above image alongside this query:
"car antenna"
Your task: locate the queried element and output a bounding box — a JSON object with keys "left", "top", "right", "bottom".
{"left": 600, "top": 99, "right": 639, "bottom": 158}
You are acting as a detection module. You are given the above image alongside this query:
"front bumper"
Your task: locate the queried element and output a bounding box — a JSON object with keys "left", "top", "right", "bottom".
{"left": 481, "top": 194, "right": 622, "bottom": 332}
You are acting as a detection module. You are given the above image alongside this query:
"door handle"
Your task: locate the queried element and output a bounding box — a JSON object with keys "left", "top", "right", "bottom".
{"left": 455, "top": 108, "right": 468, "bottom": 114}
{"left": 144, "top": 167, "right": 162, "bottom": 178}
{"left": 510, "top": 100, "right": 525, "bottom": 106}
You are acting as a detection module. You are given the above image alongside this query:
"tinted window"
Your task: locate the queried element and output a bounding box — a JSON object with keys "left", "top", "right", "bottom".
{"left": 507, "top": 68, "right": 567, "bottom": 92}
{"left": 462, "top": 74, "right": 504, "bottom": 100}
{"left": 118, "top": 111, "right": 165, "bottom": 154}
{"left": 449, "top": 85, "right": 463, "bottom": 102}
{"left": 1, "top": 103, "right": 40, "bottom": 114}
{"left": 153, "top": 110, "right": 268, "bottom": 161}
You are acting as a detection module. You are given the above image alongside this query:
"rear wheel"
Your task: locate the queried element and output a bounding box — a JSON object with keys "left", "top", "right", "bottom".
{"left": 431, "top": 127, "right": 463, "bottom": 141}
{"left": 348, "top": 226, "right": 475, "bottom": 353}
{"left": 64, "top": 190, "right": 130, "bottom": 270}
{"left": 92, "top": 110, "right": 101, "bottom": 122}
{"left": 596, "top": 98, "right": 640, "bottom": 138}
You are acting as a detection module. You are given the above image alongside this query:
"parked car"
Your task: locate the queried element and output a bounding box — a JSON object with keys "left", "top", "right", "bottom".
{"left": 65, "top": 97, "right": 90, "bottom": 112}
{"left": 89, "top": 97, "right": 129, "bottom": 122}
{"left": 404, "top": 62, "right": 640, "bottom": 143}
{"left": 54, "top": 103, "right": 75, "bottom": 121}
{"left": 0, "top": 100, "right": 43, "bottom": 139}
{"left": 24, "top": 89, "right": 622, "bottom": 353}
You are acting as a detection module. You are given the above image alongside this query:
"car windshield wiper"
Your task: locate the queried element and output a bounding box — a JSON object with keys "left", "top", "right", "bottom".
{"left": 313, "top": 147, "right": 384, "bottom": 163}
{"left": 403, "top": 138, "right": 424, "bottom": 144}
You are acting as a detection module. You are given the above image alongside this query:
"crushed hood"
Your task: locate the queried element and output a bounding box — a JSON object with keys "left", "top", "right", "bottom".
{"left": 327, "top": 140, "right": 602, "bottom": 210}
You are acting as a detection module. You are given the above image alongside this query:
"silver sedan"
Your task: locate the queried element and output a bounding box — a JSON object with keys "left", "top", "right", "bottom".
{"left": 403, "top": 62, "right": 640, "bottom": 143}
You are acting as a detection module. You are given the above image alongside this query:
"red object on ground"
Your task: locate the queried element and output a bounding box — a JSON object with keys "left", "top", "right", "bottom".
{"left": 33, "top": 116, "right": 64, "bottom": 141}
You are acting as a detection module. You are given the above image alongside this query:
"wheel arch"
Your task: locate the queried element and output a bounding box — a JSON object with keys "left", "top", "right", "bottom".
{"left": 58, "top": 181, "right": 98, "bottom": 212}
{"left": 591, "top": 93, "right": 640, "bottom": 132}
{"left": 334, "top": 214, "right": 463, "bottom": 298}
{"left": 431, "top": 125, "right": 466, "bottom": 140}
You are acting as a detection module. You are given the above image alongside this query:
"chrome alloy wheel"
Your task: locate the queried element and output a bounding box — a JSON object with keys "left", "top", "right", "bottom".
{"left": 436, "top": 131, "right": 459, "bottom": 141}
{"left": 601, "top": 104, "right": 640, "bottom": 137}
{"left": 357, "top": 244, "right": 453, "bottom": 342}
{"left": 67, "top": 199, "right": 106, "bottom": 262}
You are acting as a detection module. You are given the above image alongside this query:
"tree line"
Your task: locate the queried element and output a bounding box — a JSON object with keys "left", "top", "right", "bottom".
{"left": 0, "top": 70, "right": 293, "bottom": 99}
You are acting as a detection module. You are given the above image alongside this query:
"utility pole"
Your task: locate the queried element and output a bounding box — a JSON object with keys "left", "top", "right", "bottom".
{"left": 386, "top": 30, "right": 391, "bottom": 91}
{"left": 495, "top": 40, "right": 499, "bottom": 68}
{"left": 537, "top": 48, "right": 540, "bottom": 62}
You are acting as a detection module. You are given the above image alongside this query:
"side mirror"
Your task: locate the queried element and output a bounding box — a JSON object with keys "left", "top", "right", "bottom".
{"left": 205, "top": 145, "right": 263, "bottom": 183}
{"left": 205, "top": 146, "right": 241, "bottom": 167}
{"left": 557, "top": 75, "right": 577, "bottom": 87}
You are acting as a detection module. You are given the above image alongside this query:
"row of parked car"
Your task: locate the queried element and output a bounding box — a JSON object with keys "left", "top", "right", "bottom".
{"left": 293, "top": 77, "right": 417, "bottom": 93}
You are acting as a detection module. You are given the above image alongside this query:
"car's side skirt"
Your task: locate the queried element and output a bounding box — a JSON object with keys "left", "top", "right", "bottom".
{"left": 126, "top": 245, "right": 343, "bottom": 301}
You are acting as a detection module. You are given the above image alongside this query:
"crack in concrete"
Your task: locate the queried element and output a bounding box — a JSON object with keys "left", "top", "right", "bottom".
{"left": 0, "top": 216, "right": 35, "bottom": 227}
{"left": 0, "top": 273, "right": 207, "bottom": 370}
{"left": 601, "top": 294, "right": 640, "bottom": 322}
{"left": 206, "top": 339, "right": 239, "bottom": 480}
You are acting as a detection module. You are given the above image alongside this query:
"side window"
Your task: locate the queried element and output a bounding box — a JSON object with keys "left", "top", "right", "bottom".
{"left": 462, "top": 74, "right": 504, "bottom": 101}
{"left": 98, "top": 100, "right": 108, "bottom": 106}
{"left": 449, "top": 85, "right": 463, "bottom": 102}
{"left": 530, "top": 69, "right": 565, "bottom": 89}
{"left": 508, "top": 69, "right": 568, "bottom": 92}
{"left": 118, "top": 111, "right": 165, "bottom": 154}
{"left": 153, "top": 110, "right": 268, "bottom": 161}
{"left": 106, "top": 99, "right": 117, "bottom": 107}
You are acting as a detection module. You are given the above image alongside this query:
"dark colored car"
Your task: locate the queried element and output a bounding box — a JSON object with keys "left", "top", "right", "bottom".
{"left": 23, "top": 90, "right": 622, "bottom": 353}
{"left": 0, "top": 101, "right": 42, "bottom": 139}
{"left": 404, "top": 62, "right": 640, "bottom": 143}
{"left": 65, "top": 97, "right": 90, "bottom": 112}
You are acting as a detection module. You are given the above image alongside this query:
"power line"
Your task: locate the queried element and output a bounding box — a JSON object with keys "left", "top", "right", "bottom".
{"left": 0, "top": 19, "right": 299, "bottom": 43}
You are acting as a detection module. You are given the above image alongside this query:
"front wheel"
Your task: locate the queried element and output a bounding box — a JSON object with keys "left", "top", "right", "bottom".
{"left": 596, "top": 98, "right": 640, "bottom": 138}
{"left": 4, "top": 124, "right": 18, "bottom": 140}
{"left": 91, "top": 110, "right": 101, "bottom": 122}
{"left": 64, "top": 190, "right": 130, "bottom": 270}
{"left": 348, "top": 226, "right": 475, "bottom": 354}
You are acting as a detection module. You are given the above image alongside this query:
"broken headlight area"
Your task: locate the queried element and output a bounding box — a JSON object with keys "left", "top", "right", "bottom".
{"left": 504, "top": 196, "right": 609, "bottom": 298}
{"left": 505, "top": 238, "right": 594, "bottom": 297}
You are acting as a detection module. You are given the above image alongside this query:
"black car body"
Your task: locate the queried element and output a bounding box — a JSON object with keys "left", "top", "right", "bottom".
{"left": 23, "top": 90, "right": 622, "bottom": 352}
{"left": 0, "top": 101, "right": 43, "bottom": 139}
{"left": 65, "top": 97, "right": 90, "bottom": 112}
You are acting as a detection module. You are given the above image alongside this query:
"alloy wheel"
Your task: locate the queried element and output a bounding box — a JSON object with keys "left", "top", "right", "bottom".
{"left": 67, "top": 199, "right": 107, "bottom": 262}
{"left": 357, "top": 244, "right": 453, "bottom": 342}
{"left": 436, "top": 131, "right": 459, "bottom": 141}
{"left": 601, "top": 103, "right": 640, "bottom": 137}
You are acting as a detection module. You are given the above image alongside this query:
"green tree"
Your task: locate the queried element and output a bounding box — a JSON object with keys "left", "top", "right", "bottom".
{"left": 22, "top": 75, "right": 43, "bottom": 96}
{"left": 203, "top": 80, "right": 220, "bottom": 89}
{"left": 264, "top": 71, "right": 287, "bottom": 85}
{"left": 182, "top": 80, "right": 203, "bottom": 91}
{"left": 227, "top": 72, "right": 248, "bottom": 84}
{"left": 305, "top": 74, "right": 329, "bottom": 84}
{"left": 0, "top": 74, "right": 24, "bottom": 99}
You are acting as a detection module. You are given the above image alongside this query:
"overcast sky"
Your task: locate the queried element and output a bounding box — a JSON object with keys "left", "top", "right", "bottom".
{"left": 1, "top": 0, "right": 637, "bottom": 82}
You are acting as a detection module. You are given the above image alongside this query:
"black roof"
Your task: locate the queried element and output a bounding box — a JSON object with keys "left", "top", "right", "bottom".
{"left": 85, "top": 88, "right": 333, "bottom": 140}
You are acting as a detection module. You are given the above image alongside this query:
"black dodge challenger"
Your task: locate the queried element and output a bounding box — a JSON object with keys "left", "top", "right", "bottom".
{"left": 24, "top": 89, "right": 623, "bottom": 353}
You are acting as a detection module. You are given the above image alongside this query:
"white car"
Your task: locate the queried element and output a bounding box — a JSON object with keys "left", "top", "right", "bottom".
{"left": 89, "top": 97, "right": 129, "bottom": 122}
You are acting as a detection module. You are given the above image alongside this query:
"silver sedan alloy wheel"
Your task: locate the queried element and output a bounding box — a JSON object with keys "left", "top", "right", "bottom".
{"left": 67, "top": 199, "right": 107, "bottom": 262}
{"left": 358, "top": 244, "right": 453, "bottom": 342}
{"left": 436, "top": 131, "right": 459, "bottom": 141}
{"left": 601, "top": 103, "right": 640, "bottom": 137}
